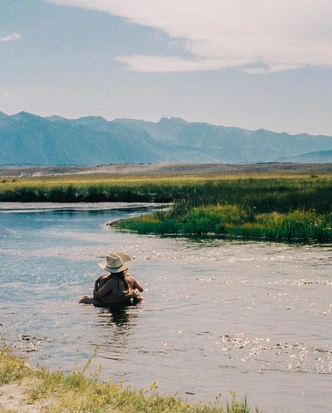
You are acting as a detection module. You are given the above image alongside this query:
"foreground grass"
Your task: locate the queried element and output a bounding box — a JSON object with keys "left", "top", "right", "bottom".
{"left": 1, "top": 173, "right": 332, "bottom": 242}
{"left": 0, "top": 345, "right": 261, "bottom": 413}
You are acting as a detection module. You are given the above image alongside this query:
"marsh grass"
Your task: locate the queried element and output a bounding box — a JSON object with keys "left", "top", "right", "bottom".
{"left": 116, "top": 203, "right": 332, "bottom": 242}
{"left": 1, "top": 174, "right": 332, "bottom": 242}
{"left": 111, "top": 177, "right": 332, "bottom": 242}
{"left": 0, "top": 179, "right": 176, "bottom": 202}
{"left": 0, "top": 344, "right": 260, "bottom": 413}
{"left": 1, "top": 175, "right": 332, "bottom": 211}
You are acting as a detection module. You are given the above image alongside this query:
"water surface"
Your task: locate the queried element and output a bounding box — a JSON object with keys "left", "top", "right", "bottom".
{"left": 1, "top": 203, "right": 331, "bottom": 413}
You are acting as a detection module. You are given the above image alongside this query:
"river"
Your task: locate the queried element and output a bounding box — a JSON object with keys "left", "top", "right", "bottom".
{"left": 0, "top": 203, "right": 331, "bottom": 413}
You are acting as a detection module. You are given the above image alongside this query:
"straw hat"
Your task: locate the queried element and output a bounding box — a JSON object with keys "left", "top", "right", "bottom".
{"left": 99, "top": 252, "right": 132, "bottom": 273}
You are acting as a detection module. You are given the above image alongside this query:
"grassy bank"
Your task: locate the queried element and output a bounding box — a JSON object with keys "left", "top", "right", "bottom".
{"left": 115, "top": 204, "right": 332, "bottom": 242}
{"left": 1, "top": 174, "right": 332, "bottom": 242}
{"left": 111, "top": 176, "right": 332, "bottom": 243}
{"left": 0, "top": 345, "right": 260, "bottom": 413}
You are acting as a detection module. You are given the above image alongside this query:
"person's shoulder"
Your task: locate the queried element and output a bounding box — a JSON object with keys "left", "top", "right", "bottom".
{"left": 126, "top": 274, "right": 138, "bottom": 281}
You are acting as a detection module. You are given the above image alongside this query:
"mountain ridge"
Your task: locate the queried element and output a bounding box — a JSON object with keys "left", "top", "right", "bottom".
{"left": 1, "top": 111, "right": 332, "bottom": 166}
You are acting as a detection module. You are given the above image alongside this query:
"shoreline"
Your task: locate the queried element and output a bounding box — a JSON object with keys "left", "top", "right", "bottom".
{"left": 0, "top": 345, "right": 262, "bottom": 413}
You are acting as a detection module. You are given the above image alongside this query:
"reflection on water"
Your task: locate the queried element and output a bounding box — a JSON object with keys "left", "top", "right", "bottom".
{"left": 94, "top": 307, "right": 140, "bottom": 361}
{"left": 0, "top": 203, "right": 331, "bottom": 413}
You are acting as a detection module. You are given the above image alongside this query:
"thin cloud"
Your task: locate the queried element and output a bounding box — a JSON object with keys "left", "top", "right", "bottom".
{"left": 47, "top": 0, "right": 332, "bottom": 73}
{"left": 0, "top": 32, "right": 21, "bottom": 42}
{"left": 116, "top": 55, "right": 246, "bottom": 72}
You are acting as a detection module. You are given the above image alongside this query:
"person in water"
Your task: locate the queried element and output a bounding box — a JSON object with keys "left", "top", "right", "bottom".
{"left": 79, "top": 252, "right": 144, "bottom": 306}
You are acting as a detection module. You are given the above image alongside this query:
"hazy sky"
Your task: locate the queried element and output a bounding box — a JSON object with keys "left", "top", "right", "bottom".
{"left": 1, "top": 0, "right": 332, "bottom": 135}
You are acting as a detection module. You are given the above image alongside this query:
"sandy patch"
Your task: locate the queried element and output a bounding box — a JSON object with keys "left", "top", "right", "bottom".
{"left": 0, "top": 379, "right": 54, "bottom": 413}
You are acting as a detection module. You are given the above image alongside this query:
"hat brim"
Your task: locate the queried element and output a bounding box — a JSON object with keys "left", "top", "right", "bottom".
{"left": 98, "top": 252, "right": 132, "bottom": 273}
{"left": 98, "top": 261, "right": 130, "bottom": 273}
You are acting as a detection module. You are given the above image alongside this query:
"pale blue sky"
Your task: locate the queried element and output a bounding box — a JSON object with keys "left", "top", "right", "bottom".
{"left": 1, "top": 0, "right": 332, "bottom": 135}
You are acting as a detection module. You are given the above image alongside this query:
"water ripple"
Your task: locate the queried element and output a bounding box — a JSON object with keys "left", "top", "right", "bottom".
{"left": 1, "top": 206, "right": 331, "bottom": 413}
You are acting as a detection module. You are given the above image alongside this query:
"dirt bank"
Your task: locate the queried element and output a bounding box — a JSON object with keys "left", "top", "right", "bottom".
{"left": 1, "top": 162, "right": 332, "bottom": 178}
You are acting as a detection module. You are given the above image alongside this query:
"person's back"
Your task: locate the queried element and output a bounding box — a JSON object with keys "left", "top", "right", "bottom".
{"left": 93, "top": 272, "right": 128, "bottom": 304}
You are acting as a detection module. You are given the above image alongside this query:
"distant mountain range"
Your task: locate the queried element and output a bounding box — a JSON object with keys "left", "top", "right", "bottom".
{"left": 1, "top": 111, "right": 332, "bottom": 165}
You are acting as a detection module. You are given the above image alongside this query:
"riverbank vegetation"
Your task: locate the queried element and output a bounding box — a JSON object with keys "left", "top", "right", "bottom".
{"left": 0, "top": 344, "right": 260, "bottom": 412}
{"left": 112, "top": 175, "right": 332, "bottom": 242}
{"left": 1, "top": 173, "right": 332, "bottom": 242}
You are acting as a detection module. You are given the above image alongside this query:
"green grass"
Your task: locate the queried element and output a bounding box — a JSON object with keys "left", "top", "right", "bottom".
{"left": 0, "top": 344, "right": 261, "bottom": 413}
{"left": 115, "top": 204, "right": 332, "bottom": 242}
{"left": 109, "top": 177, "right": 332, "bottom": 242}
